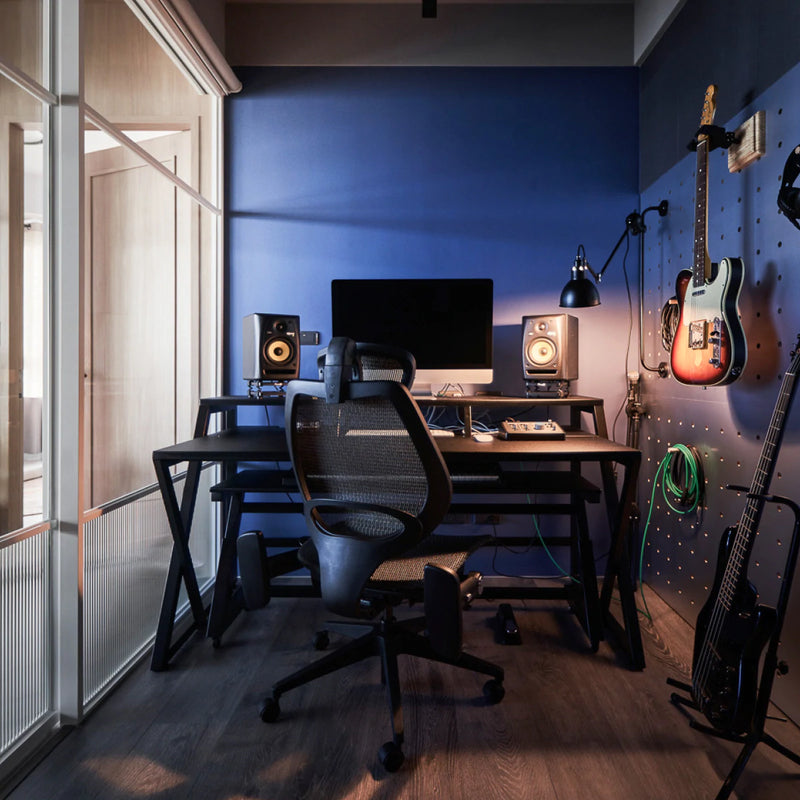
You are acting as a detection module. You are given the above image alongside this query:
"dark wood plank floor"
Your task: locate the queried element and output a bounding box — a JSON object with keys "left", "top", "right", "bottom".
{"left": 8, "top": 587, "right": 800, "bottom": 800}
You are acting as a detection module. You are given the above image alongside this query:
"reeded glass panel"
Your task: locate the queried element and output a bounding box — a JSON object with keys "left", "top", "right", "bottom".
{"left": 0, "top": 0, "right": 43, "bottom": 85}
{"left": 0, "top": 529, "right": 51, "bottom": 757}
{"left": 0, "top": 73, "right": 45, "bottom": 535}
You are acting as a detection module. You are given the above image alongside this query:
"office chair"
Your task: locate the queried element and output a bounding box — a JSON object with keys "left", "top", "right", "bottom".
{"left": 259, "top": 337, "right": 505, "bottom": 771}
{"left": 234, "top": 341, "right": 418, "bottom": 613}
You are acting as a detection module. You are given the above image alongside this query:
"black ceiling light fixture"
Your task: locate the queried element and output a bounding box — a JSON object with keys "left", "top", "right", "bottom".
{"left": 422, "top": 0, "right": 437, "bottom": 18}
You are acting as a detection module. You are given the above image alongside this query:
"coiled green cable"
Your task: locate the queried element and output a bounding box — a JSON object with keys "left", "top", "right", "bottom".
{"left": 638, "top": 444, "right": 704, "bottom": 618}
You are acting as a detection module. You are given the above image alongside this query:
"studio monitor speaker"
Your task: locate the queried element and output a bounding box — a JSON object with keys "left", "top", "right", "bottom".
{"left": 522, "top": 314, "right": 578, "bottom": 381}
{"left": 243, "top": 313, "right": 301, "bottom": 381}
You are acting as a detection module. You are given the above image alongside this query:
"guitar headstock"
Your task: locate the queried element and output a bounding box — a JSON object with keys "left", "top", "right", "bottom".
{"left": 698, "top": 84, "right": 718, "bottom": 141}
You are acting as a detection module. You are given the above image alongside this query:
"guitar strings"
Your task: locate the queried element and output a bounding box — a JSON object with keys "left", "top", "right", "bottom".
{"left": 693, "top": 360, "right": 797, "bottom": 703}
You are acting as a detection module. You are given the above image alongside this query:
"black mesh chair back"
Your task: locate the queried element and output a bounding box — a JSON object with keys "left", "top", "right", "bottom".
{"left": 316, "top": 340, "right": 416, "bottom": 387}
{"left": 288, "top": 350, "right": 449, "bottom": 616}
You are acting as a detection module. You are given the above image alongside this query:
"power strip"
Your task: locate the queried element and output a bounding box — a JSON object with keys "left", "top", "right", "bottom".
{"left": 499, "top": 419, "right": 565, "bottom": 440}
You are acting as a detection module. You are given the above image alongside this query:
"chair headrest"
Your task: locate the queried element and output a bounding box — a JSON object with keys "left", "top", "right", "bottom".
{"left": 321, "top": 337, "right": 358, "bottom": 403}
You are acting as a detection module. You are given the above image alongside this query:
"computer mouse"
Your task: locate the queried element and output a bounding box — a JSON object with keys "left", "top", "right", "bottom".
{"left": 472, "top": 432, "right": 493, "bottom": 443}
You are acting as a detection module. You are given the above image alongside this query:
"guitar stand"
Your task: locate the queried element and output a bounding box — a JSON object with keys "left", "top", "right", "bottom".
{"left": 688, "top": 124, "right": 739, "bottom": 153}
{"left": 667, "top": 492, "right": 800, "bottom": 800}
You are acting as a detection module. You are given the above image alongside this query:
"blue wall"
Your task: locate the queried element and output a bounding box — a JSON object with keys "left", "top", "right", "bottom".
{"left": 636, "top": 1, "right": 800, "bottom": 723}
{"left": 225, "top": 66, "right": 639, "bottom": 400}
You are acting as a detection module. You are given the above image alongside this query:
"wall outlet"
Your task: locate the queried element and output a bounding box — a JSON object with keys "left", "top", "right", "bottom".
{"left": 728, "top": 110, "right": 766, "bottom": 173}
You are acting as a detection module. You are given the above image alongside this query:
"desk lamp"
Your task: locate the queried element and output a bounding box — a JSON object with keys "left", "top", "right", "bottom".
{"left": 559, "top": 200, "right": 669, "bottom": 378}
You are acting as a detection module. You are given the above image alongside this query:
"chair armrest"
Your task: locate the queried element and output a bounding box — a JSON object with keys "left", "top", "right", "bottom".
{"left": 305, "top": 499, "right": 422, "bottom": 541}
{"left": 424, "top": 565, "right": 482, "bottom": 661}
{"left": 304, "top": 499, "right": 423, "bottom": 617}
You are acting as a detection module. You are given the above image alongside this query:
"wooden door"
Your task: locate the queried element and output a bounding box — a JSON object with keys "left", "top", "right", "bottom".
{"left": 84, "top": 132, "right": 195, "bottom": 508}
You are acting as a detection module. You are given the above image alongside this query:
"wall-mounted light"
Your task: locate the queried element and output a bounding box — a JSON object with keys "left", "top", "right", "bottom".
{"left": 559, "top": 200, "right": 670, "bottom": 376}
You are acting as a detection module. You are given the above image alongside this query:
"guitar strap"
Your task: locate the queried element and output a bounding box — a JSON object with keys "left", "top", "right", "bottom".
{"left": 777, "top": 144, "right": 800, "bottom": 231}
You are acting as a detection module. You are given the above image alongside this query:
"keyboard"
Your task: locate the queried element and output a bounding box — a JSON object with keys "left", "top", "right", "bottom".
{"left": 430, "top": 428, "right": 455, "bottom": 437}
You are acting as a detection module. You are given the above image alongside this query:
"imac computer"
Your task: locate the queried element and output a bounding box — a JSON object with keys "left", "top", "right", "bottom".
{"left": 331, "top": 278, "right": 494, "bottom": 391}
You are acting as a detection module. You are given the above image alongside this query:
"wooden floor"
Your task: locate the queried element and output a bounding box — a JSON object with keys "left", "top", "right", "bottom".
{"left": 8, "top": 588, "right": 800, "bottom": 800}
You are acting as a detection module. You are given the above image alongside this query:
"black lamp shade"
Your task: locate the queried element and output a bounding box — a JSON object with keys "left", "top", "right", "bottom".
{"left": 559, "top": 266, "right": 600, "bottom": 308}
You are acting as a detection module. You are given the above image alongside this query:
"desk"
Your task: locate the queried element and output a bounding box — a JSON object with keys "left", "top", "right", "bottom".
{"left": 151, "top": 396, "right": 643, "bottom": 671}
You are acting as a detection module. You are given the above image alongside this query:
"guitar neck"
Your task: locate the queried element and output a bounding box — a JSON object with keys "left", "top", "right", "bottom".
{"left": 725, "top": 366, "right": 800, "bottom": 600}
{"left": 692, "top": 138, "right": 710, "bottom": 287}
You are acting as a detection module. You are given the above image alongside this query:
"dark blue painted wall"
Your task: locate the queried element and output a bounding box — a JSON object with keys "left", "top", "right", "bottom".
{"left": 639, "top": 0, "right": 800, "bottom": 191}
{"left": 636, "top": 1, "right": 800, "bottom": 722}
{"left": 225, "top": 67, "right": 639, "bottom": 402}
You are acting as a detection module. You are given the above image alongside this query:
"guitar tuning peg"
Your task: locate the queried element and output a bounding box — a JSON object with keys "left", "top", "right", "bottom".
{"left": 777, "top": 660, "right": 789, "bottom": 676}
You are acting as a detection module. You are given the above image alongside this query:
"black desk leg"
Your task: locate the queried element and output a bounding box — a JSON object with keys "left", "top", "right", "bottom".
{"left": 206, "top": 493, "right": 246, "bottom": 644}
{"left": 151, "top": 459, "right": 207, "bottom": 671}
{"left": 572, "top": 495, "right": 602, "bottom": 651}
{"left": 600, "top": 458, "right": 645, "bottom": 670}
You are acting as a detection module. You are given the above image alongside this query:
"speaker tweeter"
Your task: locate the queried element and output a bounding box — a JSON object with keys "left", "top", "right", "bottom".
{"left": 522, "top": 314, "right": 578, "bottom": 383}
{"left": 243, "top": 313, "right": 301, "bottom": 383}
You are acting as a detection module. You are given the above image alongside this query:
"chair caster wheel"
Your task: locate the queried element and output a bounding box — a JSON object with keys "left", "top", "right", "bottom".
{"left": 211, "top": 637, "right": 221, "bottom": 649}
{"left": 260, "top": 697, "right": 280, "bottom": 723}
{"left": 483, "top": 678, "right": 505, "bottom": 704}
{"left": 378, "top": 741, "right": 405, "bottom": 772}
{"left": 312, "top": 630, "right": 330, "bottom": 650}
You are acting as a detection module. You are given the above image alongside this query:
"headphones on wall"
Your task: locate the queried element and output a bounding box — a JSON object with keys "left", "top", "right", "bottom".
{"left": 778, "top": 144, "right": 800, "bottom": 231}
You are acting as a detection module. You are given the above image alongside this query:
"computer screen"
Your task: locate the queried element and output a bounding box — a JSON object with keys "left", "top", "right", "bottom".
{"left": 331, "top": 278, "right": 493, "bottom": 388}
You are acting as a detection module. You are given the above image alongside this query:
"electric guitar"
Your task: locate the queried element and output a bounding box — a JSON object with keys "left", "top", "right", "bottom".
{"left": 671, "top": 85, "right": 747, "bottom": 386}
{"left": 690, "top": 334, "right": 800, "bottom": 734}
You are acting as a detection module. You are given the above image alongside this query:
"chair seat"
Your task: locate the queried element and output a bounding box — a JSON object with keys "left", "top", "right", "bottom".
{"left": 298, "top": 533, "right": 488, "bottom": 593}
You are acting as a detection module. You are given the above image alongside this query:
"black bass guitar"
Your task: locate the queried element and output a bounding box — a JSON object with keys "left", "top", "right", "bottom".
{"left": 690, "top": 335, "right": 800, "bottom": 734}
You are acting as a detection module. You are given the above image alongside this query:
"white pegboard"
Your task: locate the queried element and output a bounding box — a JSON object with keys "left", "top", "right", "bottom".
{"left": 637, "top": 62, "right": 800, "bottom": 723}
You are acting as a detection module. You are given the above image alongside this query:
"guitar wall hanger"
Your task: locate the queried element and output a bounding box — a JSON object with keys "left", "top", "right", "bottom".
{"left": 687, "top": 124, "right": 739, "bottom": 153}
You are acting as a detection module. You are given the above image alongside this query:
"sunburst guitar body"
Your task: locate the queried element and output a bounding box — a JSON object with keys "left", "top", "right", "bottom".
{"left": 672, "top": 256, "right": 746, "bottom": 386}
